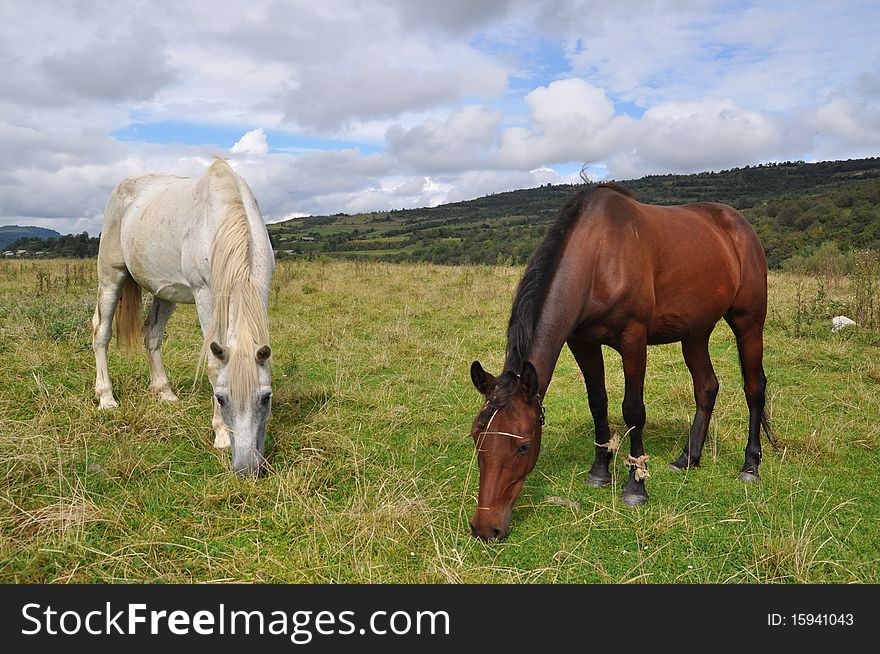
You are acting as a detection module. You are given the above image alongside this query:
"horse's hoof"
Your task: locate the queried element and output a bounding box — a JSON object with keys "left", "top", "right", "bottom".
{"left": 621, "top": 491, "right": 649, "bottom": 507}
{"left": 586, "top": 472, "right": 612, "bottom": 487}
{"left": 668, "top": 455, "right": 698, "bottom": 472}
{"left": 737, "top": 470, "right": 761, "bottom": 483}
{"left": 98, "top": 396, "right": 118, "bottom": 410}
{"left": 151, "top": 386, "right": 179, "bottom": 402}
{"left": 213, "top": 429, "right": 231, "bottom": 449}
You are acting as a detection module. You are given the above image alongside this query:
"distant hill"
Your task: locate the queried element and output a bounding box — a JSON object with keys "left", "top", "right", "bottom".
{"left": 268, "top": 157, "right": 880, "bottom": 268}
{"left": 0, "top": 225, "right": 60, "bottom": 250}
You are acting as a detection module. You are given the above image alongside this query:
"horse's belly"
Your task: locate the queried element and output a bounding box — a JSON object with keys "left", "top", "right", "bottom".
{"left": 647, "top": 300, "right": 728, "bottom": 344}
{"left": 126, "top": 250, "right": 196, "bottom": 303}
{"left": 647, "top": 319, "right": 709, "bottom": 345}
{"left": 154, "top": 282, "right": 195, "bottom": 304}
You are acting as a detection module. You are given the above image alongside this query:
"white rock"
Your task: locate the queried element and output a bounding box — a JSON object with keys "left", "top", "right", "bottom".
{"left": 831, "top": 316, "right": 857, "bottom": 333}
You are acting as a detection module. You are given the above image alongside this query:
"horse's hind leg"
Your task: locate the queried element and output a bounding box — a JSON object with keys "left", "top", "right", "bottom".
{"left": 568, "top": 338, "right": 613, "bottom": 487}
{"left": 619, "top": 325, "right": 649, "bottom": 506}
{"left": 669, "top": 332, "right": 719, "bottom": 471}
{"left": 144, "top": 297, "right": 178, "bottom": 401}
{"left": 92, "top": 268, "right": 128, "bottom": 409}
{"left": 724, "top": 312, "right": 767, "bottom": 482}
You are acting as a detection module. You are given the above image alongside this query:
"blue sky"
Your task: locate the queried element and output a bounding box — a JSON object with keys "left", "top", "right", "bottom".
{"left": 113, "top": 120, "right": 382, "bottom": 156}
{"left": 1, "top": 0, "right": 878, "bottom": 234}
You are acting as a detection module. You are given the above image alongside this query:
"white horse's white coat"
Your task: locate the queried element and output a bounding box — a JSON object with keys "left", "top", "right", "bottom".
{"left": 92, "top": 158, "right": 275, "bottom": 476}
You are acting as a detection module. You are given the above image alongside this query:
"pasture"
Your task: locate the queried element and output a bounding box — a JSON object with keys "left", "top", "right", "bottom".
{"left": 1, "top": 258, "right": 878, "bottom": 583}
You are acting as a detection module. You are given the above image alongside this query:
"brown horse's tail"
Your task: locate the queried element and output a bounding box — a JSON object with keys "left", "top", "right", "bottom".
{"left": 114, "top": 276, "right": 143, "bottom": 350}
{"left": 761, "top": 410, "right": 779, "bottom": 450}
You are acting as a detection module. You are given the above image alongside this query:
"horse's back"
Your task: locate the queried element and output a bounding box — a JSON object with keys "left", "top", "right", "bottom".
{"left": 98, "top": 174, "right": 186, "bottom": 266}
{"left": 104, "top": 174, "right": 186, "bottom": 226}
{"left": 676, "top": 200, "right": 769, "bottom": 315}
{"left": 100, "top": 173, "right": 204, "bottom": 301}
{"left": 573, "top": 187, "right": 766, "bottom": 343}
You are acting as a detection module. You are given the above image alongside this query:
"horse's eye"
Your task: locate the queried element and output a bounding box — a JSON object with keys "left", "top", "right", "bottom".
{"left": 261, "top": 392, "right": 272, "bottom": 406}
{"left": 215, "top": 394, "right": 226, "bottom": 407}
{"left": 517, "top": 442, "right": 531, "bottom": 455}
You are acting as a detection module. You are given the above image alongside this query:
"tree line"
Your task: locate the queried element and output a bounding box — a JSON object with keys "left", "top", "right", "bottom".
{"left": 5, "top": 232, "right": 99, "bottom": 258}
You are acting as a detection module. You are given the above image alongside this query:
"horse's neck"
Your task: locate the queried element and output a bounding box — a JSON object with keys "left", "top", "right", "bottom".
{"left": 236, "top": 186, "right": 274, "bottom": 292}
{"left": 201, "top": 171, "right": 274, "bottom": 355}
{"left": 208, "top": 186, "right": 273, "bottom": 296}
{"left": 521, "top": 328, "right": 564, "bottom": 399}
{"left": 512, "top": 257, "right": 588, "bottom": 397}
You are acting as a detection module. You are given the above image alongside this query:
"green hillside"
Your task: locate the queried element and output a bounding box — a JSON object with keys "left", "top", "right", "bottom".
{"left": 268, "top": 157, "right": 880, "bottom": 268}
{"left": 0, "top": 225, "right": 60, "bottom": 250}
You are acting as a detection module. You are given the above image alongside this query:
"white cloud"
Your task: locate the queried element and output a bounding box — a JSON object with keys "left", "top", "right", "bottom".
{"left": 442, "top": 168, "right": 566, "bottom": 204}
{"left": 212, "top": 1, "right": 509, "bottom": 132}
{"left": 41, "top": 23, "right": 178, "bottom": 102}
{"left": 231, "top": 128, "right": 269, "bottom": 155}
{"left": 386, "top": 105, "right": 502, "bottom": 172}
{"left": 811, "top": 95, "right": 880, "bottom": 156}
{"left": 0, "top": 1, "right": 879, "bottom": 234}
{"left": 281, "top": 57, "right": 507, "bottom": 132}
{"left": 495, "top": 79, "right": 625, "bottom": 169}
{"left": 380, "top": 0, "right": 519, "bottom": 33}
{"left": 620, "top": 99, "right": 792, "bottom": 176}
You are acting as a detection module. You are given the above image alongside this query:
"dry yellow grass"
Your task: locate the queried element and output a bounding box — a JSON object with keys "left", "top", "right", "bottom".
{"left": 0, "top": 258, "right": 877, "bottom": 583}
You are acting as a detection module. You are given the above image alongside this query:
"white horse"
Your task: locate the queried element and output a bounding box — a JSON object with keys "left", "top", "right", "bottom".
{"left": 92, "top": 157, "right": 275, "bottom": 476}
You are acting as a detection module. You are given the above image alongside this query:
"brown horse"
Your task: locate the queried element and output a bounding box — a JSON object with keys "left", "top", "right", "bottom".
{"left": 468, "top": 183, "right": 775, "bottom": 540}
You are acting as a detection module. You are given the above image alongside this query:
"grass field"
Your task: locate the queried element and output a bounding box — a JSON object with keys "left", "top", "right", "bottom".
{"left": 1, "top": 259, "right": 878, "bottom": 583}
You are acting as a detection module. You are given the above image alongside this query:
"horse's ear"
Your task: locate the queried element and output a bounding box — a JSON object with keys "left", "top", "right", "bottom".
{"left": 210, "top": 341, "right": 228, "bottom": 362}
{"left": 256, "top": 345, "right": 271, "bottom": 363}
{"left": 520, "top": 361, "right": 539, "bottom": 397}
{"left": 470, "top": 361, "right": 494, "bottom": 395}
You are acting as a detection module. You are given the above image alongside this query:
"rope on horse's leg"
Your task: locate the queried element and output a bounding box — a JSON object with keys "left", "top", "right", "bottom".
{"left": 594, "top": 432, "right": 621, "bottom": 454}
{"left": 595, "top": 427, "right": 648, "bottom": 479}
{"left": 623, "top": 454, "right": 650, "bottom": 481}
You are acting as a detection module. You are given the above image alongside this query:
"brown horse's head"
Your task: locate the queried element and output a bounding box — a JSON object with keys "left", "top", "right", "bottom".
{"left": 469, "top": 360, "right": 543, "bottom": 540}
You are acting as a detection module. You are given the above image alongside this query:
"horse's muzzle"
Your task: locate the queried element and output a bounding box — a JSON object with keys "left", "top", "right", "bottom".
{"left": 232, "top": 450, "right": 265, "bottom": 478}
{"left": 470, "top": 520, "right": 509, "bottom": 541}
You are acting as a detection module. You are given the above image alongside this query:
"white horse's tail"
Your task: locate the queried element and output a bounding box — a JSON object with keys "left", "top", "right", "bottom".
{"left": 115, "top": 276, "right": 142, "bottom": 350}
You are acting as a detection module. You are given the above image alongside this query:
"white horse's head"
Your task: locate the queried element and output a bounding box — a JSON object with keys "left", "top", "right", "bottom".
{"left": 210, "top": 341, "right": 272, "bottom": 477}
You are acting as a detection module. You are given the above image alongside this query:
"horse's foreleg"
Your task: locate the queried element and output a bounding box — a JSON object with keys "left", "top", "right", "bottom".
{"left": 208, "top": 368, "right": 230, "bottom": 449}
{"left": 144, "top": 297, "right": 178, "bottom": 401}
{"left": 195, "top": 288, "right": 230, "bottom": 449}
{"left": 620, "top": 326, "right": 649, "bottom": 506}
{"left": 568, "top": 339, "right": 613, "bottom": 487}
{"left": 670, "top": 333, "right": 719, "bottom": 471}
{"left": 92, "top": 271, "right": 126, "bottom": 409}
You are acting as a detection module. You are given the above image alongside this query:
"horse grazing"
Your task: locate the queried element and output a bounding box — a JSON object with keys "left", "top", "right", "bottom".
{"left": 469, "top": 183, "right": 774, "bottom": 540}
{"left": 92, "top": 157, "right": 275, "bottom": 477}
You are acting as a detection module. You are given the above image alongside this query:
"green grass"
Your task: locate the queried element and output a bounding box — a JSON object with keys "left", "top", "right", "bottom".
{"left": 1, "top": 260, "right": 878, "bottom": 583}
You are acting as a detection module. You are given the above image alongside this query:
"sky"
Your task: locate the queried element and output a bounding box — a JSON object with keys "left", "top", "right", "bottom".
{"left": 1, "top": 0, "right": 879, "bottom": 235}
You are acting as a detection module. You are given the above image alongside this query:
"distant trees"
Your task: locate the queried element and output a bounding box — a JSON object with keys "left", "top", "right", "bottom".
{"left": 6, "top": 232, "right": 99, "bottom": 258}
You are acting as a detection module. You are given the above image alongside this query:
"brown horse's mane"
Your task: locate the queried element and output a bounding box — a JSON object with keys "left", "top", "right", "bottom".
{"left": 504, "top": 183, "right": 632, "bottom": 373}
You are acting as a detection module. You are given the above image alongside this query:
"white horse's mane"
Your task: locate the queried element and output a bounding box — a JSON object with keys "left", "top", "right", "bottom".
{"left": 200, "top": 157, "right": 270, "bottom": 409}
